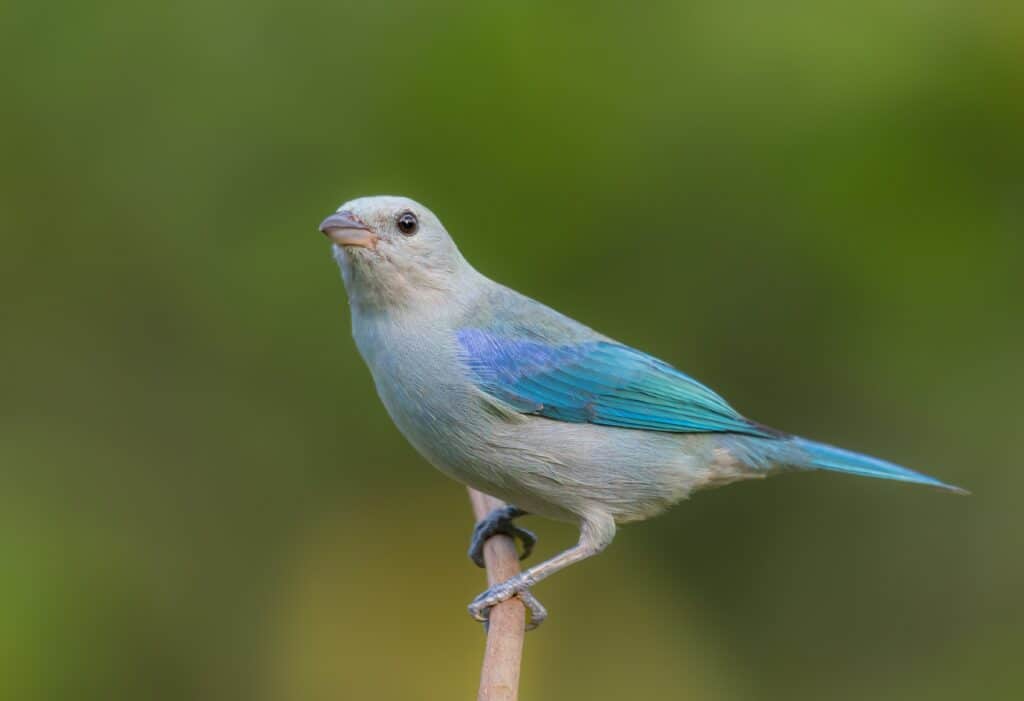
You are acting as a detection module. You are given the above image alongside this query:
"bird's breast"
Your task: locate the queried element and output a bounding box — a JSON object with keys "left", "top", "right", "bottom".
{"left": 352, "top": 315, "right": 496, "bottom": 473}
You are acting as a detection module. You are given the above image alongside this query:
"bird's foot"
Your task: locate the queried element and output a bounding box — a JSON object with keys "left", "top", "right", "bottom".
{"left": 468, "top": 574, "right": 548, "bottom": 631}
{"left": 468, "top": 505, "right": 536, "bottom": 568}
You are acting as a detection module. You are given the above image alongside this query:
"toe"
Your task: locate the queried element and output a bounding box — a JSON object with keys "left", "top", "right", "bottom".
{"left": 518, "top": 590, "right": 548, "bottom": 631}
{"left": 468, "top": 539, "right": 487, "bottom": 569}
{"left": 468, "top": 601, "right": 490, "bottom": 624}
{"left": 514, "top": 526, "right": 537, "bottom": 561}
{"left": 468, "top": 521, "right": 537, "bottom": 568}
{"left": 467, "top": 580, "right": 547, "bottom": 630}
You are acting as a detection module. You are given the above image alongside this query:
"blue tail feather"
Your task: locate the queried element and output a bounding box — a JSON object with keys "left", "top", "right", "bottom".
{"left": 793, "top": 437, "right": 967, "bottom": 494}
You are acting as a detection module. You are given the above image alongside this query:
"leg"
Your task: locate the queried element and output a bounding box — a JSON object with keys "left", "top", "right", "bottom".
{"left": 468, "top": 512, "right": 616, "bottom": 630}
{"left": 468, "top": 504, "right": 536, "bottom": 568}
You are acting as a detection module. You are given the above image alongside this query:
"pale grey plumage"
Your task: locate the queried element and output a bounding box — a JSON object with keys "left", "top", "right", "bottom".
{"left": 319, "top": 195, "right": 961, "bottom": 628}
{"left": 333, "top": 198, "right": 748, "bottom": 517}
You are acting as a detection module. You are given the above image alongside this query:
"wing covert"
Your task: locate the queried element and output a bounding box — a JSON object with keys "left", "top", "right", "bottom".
{"left": 457, "top": 328, "right": 772, "bottom": 437}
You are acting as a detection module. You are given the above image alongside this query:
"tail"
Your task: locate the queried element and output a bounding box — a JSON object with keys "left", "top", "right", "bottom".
{"left": 791, "top": 437, "right": 968, "bottom": 494}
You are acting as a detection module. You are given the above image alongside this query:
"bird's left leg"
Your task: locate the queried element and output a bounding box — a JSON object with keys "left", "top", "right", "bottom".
{"left": 468, "top": 505, "right": 536, "bottom": 568}
{"left": 468, "top": 511, "right": 615, "bottom": 630}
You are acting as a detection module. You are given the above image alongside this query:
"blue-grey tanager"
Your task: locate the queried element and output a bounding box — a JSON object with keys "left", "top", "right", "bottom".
{"left": 318, "top": 195, "right": 964, "bottom": 629}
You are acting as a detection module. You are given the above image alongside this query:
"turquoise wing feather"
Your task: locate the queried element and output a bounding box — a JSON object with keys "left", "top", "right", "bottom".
{"left": 456, "top": 328, "right": 774, "bottom": 438}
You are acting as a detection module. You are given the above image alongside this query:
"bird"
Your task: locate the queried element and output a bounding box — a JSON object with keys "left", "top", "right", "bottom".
{"left": 318, "top": 194, "right": 964, "bottom": 629}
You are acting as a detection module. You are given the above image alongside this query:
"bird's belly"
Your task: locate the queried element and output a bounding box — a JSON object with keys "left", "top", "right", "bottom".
{"left": 378, "top": 373, "right": 753, "bottom": 522}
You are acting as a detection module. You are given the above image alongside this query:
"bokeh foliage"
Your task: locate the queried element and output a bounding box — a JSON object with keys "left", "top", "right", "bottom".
{"left": 2, "top": 2, "right": 1022, "bottom": 699}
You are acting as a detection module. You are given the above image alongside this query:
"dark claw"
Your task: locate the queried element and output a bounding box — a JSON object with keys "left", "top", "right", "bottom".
{"left": 514, "top": 526, "right": 537, "bottom": 561}
{"left": 468, "top": 506, "right": 536, "bottom": 568}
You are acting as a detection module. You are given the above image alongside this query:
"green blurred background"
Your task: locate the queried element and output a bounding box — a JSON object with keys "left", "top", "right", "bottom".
{"left": 2, "top": 1, "right": 1022, "bottom": 699}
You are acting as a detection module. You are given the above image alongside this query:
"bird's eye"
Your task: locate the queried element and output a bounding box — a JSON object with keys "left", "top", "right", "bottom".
{"left": 396, "top": 211, "right": 419, "bottom": 236}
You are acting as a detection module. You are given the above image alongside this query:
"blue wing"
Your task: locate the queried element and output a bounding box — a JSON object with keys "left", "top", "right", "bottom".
{"left": 457, "top": 328, "right": 775, "bottom": 437}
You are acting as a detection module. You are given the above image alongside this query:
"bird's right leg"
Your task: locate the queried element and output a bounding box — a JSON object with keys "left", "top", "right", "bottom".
{"left": 468, "top": 512, "right": 616, "bottom": 629}
{"left": 467, "top": 505, "right": 536, "bottom": 568}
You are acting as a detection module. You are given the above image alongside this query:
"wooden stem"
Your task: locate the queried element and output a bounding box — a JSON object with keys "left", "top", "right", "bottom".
{"left": 468, "top": 488, "right": 526, "bottom": 701}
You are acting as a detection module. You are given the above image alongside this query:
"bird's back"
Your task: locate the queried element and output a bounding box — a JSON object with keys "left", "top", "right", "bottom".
{"left": 458, "top": 278, "right": 611, "bottom": 346}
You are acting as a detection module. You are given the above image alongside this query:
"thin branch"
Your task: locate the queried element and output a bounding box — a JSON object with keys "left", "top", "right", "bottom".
{"left": 468, "top": 488, "right": 526, "bottom": 701}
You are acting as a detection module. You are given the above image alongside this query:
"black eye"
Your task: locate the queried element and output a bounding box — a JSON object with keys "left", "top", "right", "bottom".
{"left": 396, "top": 211, "right": 418, "bottom": 235}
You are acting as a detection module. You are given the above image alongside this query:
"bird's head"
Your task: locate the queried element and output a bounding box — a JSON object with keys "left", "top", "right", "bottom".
{"left": 319, "top": 195, "right": 469, "bottom": 311}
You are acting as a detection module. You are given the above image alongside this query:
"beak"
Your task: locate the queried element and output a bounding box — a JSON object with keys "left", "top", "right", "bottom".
{"left": 319, "top": 210, "right": 378, "bottom": 249}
